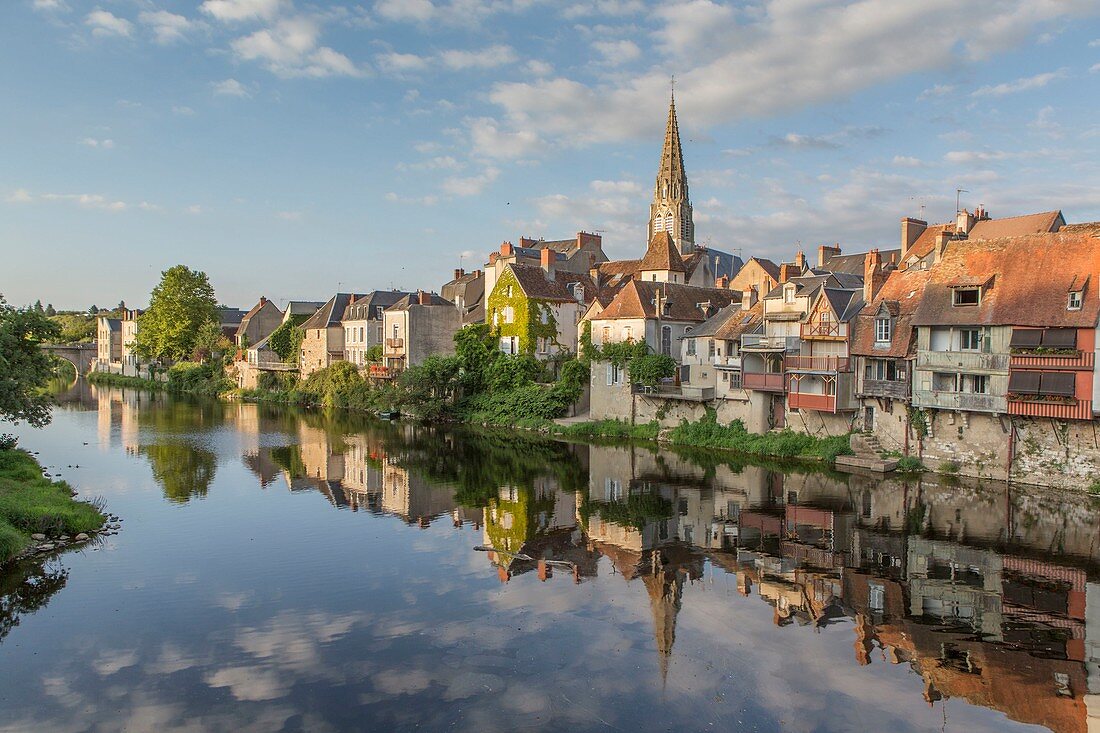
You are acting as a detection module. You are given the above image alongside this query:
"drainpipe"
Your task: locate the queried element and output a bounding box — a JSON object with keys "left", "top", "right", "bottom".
{"left": 1006, "top": 419, "right": 1015, "bottom": 483}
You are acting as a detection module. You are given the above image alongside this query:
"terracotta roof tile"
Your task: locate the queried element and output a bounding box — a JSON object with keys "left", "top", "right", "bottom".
{"left": 639, "top": 231, "right": 687, "bottom": 273}
{"left": 966, "top": 210, "right": 1063, "bottom": 240}
{"left": 594, "top": 281, "right": 740, "bottom": 322}
{"left": 507, "top": 264, "right": 576, "bottom": 301}
{"left": 713, "top": 301, "right": 764, "bottom": 341}
{"left": 851, "top": 265, "right": 932, "bottom": 357}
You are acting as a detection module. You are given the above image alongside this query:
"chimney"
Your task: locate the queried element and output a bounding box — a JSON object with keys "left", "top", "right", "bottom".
{"left": 794, "top": 251, "right": 806, "bottom": 271}
{"left": 863, "top": 250, "right": 885, "bottom": 303}
{"left": 715, "top": 275, "right": 730, "bottom": 289}
{"left": 934, "top": 230, "right": 952, "bottom": 264}
{"left": 817, "top": 244, "right": 841, "bottom": 268}
{"left": 742, "top": 285, "right": 758, "bottom": 308}
{"left": 901, "top": 217, "right": 927, "bottom": 261}
{"left": 500, "top": 241, "right": 514, "bottom": 256}
{"left": 418, "top": 290, "right": 430, "bottom": 306}
{"left": 975, "top": 204, "right": 990, "bottom": 221}
{"left": 956, "top": 208, "right": 977, "bottom": 236}
{"left": 589, "top": 266, "right": 603, "bottom": 289}
{"left": 540, "top": 247, "right": 556, "bottom": 277}
{"left": 259, "top": 296, "right": 266, "bottom": 305}
{"left": 779, "top": 263, "right": 797, "bottom": 283}
{"left": 453, "top": 268, "right": 464, "bottom": 281}
{"left": 474, "top": 269, "right": 482, "bottom": 278}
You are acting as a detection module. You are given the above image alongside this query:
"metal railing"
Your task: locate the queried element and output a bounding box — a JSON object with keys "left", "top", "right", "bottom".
{"left": 741, "top": 334, "right": 800, "bottom": 351}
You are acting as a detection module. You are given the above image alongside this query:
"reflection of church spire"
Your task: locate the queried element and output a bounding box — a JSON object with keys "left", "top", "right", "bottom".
{"left": 642, "top": 550, "right": 685, "bottom": 688}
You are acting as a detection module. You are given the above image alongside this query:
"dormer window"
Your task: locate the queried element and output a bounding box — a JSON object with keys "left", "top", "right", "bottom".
{"left": 875, "top": 317, "right": 892, "bottom": 343}
{"left": 952, "top": 287, "right": 980, "bottom": 307}
{"left": 572, "top": 283, "right": 584, "bottom": 302}
{"left": 1068, "top": 290, "right": 1083, "bottom": 311}
{"left": 783, "top": 285, "right": 795, "bottom": 304}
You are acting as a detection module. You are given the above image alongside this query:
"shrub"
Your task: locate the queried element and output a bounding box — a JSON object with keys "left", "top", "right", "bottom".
{"left": 938, "top": 460, "right": 960, "bottom": 475}
{"left": 896, "top": 456, "right": 926, "bottom": 473}
{"left": 628, "top": 353, "right": 677, "bottom": 387}
{"left": 666, "top": 411, "right": 852, "bottom": 462}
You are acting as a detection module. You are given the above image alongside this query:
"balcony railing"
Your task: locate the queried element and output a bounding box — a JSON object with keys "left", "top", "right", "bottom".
{"left": 385, "top": 337, "right": 404, "bottom": 349}
{"left": 713, "top": 355, "right": 741, "bottom": 369}
{"left": 742, "top": 372, "right": 786, "bottom": 391}
{"left": 633, "top": 384, "right": 715, "bottom": 401}
{"left": 254, "top": 360, "right": 299, "bottom": 372}
{"left": 858, "top": 378, "right": 910, "bottom": 400}
{"left": 785, "top": 355, "right": 850, "bottom": 372}
{"left": 800, "top": 322, "right": 848, "bottom": 340}
{"left": 1008, "top": 396, "right": 1093, "bottom": 420}
{"left": 915, "top": 351, "right": 1009, "bottom": 372}
{"left": 1010, "top": 351, "right": 1094, "bottom": 370}
{"left": 368, "top": 364, "right": 399, "bottom": 379}
{"left": 741, "top": 334, "right": 800, "bottom": 352}
{"left": 912, "top": 389, "right": 1006, "bottom": 413}
{"left": 787, "top": 391, "right": 837, "bottom": 413}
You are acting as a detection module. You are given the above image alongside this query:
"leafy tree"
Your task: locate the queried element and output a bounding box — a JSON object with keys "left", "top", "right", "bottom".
{"left": 0, "top": 295, "right": 62, "bottom": 427}
{"left": 364, "top": 344, "right": 383, "bottom": 362}
{"left": 399, "top": 356, "right": 462, "bottom": 419}
{"left": 133, "top": 265, "right": 218, "bottom": 362}
{"left": 51, "top": 313, "right": 96, "bottom": 344}
{"left": 117, "top": 300, "right": 126, "bottom": 314}
{"left": 44, "top": 304, "right": 56, "bottom": 317}
{"left": 191, "top": 321, "right": 232, "bottom": 363}
{"left": 454, "top": 323, "right": 499, "bottom": 393}
{"left": 141, "top": 441, "right": 217, "bottom": 503}
{"left": 32, "top": 300, "right": 43, "bottom": 313}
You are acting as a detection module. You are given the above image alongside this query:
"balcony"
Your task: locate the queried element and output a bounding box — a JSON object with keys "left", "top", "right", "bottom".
{"left": 785, "top": 355, "right": 850, "bottom": 373}
{"left": 254, "top": 360, "right": 299, "bottom": 372}
{"left": 742, "top": 372, "right": 786, "bottom": 391}
{"left": 800, "top": 322, "right": 848, "bottom": 340}
{"left": 859, "top": 378, "right": 910, "bottom": 400}
{"left": 633, "top": 384, "right": 715, "bottom": 401}
{"left": 787, "top": 391, "right": 837, "bottom": 413}
{"left": 368, "top": 364, "right": 400, "bottom": 379}
{"left": 385, "top": 337, "right": 404, "bottom": 349}
{"left": 1008, "top": 396, "right": 1093, "bottom": 420}
{"left": 713, "top": 355, "right": 741, "bottom": 370}
{"left": 912, "top": 390, "right": 1006, "bottom": 413}
{"left": 915, "top": 350, "right": 1009, "bottom": 372}
{"left": 741, "top": 334, "right": 800, "bottom": 352}
{"left": 1010, "top": 350, "right": 1094, "bottom": 370}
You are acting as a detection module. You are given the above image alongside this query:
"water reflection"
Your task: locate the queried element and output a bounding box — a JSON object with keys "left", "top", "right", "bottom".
{"left": 0, "top": 558, "right": 68, "bottom": 645}
{"left": 3, "top": 382, "right": 1100, "bottom": 732}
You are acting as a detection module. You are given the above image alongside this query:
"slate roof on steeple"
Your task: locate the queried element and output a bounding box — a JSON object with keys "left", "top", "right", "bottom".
{"left": 639, "top": 231, "right": 687, "bottom": 273}
{"left": 657, "top": 92, "right": 687, "bottom": 193}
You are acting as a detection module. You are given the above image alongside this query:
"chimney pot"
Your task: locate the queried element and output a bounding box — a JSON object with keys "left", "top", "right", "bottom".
{"left": 454, "top": 268, "right": 464, "bottom": 281}
{"left": 418, "top": 290, "right": 430, "bottom": 306}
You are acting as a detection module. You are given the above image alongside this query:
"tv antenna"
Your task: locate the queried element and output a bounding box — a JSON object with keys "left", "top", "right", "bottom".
{"left": 955, "top": 188, "right": 969, "bottom": 214}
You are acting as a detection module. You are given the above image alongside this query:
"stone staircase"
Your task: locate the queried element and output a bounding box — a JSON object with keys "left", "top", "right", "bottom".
{"left": 836, "top": 431, "right": 898, "bottom": 474}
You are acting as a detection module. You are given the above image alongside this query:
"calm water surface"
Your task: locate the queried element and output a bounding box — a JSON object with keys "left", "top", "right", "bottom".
{"left": 2, "top": 381, "right": 1099, "bottom": 732}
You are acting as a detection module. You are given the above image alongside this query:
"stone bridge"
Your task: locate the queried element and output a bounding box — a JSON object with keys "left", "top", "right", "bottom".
{"left": 41, "top": 342, "right": 97, "bottom": 375}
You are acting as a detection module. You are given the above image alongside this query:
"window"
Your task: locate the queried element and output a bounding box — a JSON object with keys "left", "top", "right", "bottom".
{"left": 652, "top": 274, "right": 658, "bottom": 281}
{"left": 506, "top": 285, "right": 513, "bottom": 298}
{"left": 953, "top": 287, "right": 980, "bottom": 306}
{"left": 875, "top": 317, "right": 892, "bottom": 343}
{"left": 500, "top": 336, "right": 518, "bottom": 355}
{"left": 602, "top": 326, "right": 611, "bottom": 343}
{"left": 708, "top": 340, "right": 716, "bottom": 358}
{"left": 965, "top": 375, "right": 988, "bottom": 394}
{"left": 392, "top": 324, "right": 398, "bottom": 339}
{"left": 622, "top": 326, "right": 633, "bottom": 341}
{"left": 605, "top": 363, "right": 623, "bottom": 386}
{"left": 1069, "top": 291, "right": 1083, "bottom": 310}
{"left": 540, "top": 308, "right": 549, "bottom": 324}
{"left": 783, "top": 285, "right": 795, "bottom": 304}
{"left": 959, "top": 329, "right": 982, "bottom": 351}
{"left": 572, "top": 284, "right": 584, "bottom": 302}
{"left": 359, "top": 327, "right": 364, "bottom": 342}
{"left": 376, "top": 326, "right": 383, "bottom": 342}
{"left": 504, "top": 306, "right": 514, "bottom": 324}
{"left": 537, "top": 337, "right": 548, "bottom": 354}
{"left": 686, "top": 338, "right": 696, "bottom": 356}
{"left": 661, "top": 325, "right": 672, "bottom": 356}
{"left": 730, "top": 371, "right": 742, "bottom": 389}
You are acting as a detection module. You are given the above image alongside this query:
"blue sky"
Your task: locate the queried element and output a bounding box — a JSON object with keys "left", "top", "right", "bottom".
{"left": 3, "top": 0, "right": 1100, "bottom": 310}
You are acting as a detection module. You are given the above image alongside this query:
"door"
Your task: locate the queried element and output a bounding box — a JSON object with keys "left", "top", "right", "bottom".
{"left": 661, "top": 325, "right": 672, "bottom": 356}
{"left": 771, "top": 395, "right": 785, "bottom": 429}
{"left": 865, "top": 406, "right": 874, "bottom": 432}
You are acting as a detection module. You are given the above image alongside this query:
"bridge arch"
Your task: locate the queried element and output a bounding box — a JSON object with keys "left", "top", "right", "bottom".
{"left": 40, "top": 343, "right": 98, "bottom": 376}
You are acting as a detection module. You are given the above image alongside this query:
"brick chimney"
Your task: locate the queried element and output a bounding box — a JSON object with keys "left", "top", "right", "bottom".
{"left": 259, "top": 296, "right": 266, "bottom": 305}
{"left": 453, "top": 268, "right": 465, "bottom": 281}
{"left": 794, "top": 250, "right": 806, "bottom": 271}
{"left": 934, "top": 230, "right": 952, "bottom": 264}
{"left": 817, "top": 244, "right": 841, "bottom": 268}
{"left": 956, "top": 208, "right": 977, "bottom": 237}
{"left": 742, "top": 285, "right": 758, "bottom": 308}
{"left": 901, "top": 217, "right": 926, "bottom": 261}
{"left": 540, "top": 247, "right": 556, "bottom": 277}
{"left": 577, "top": 231, "right": 602, "bottom": 249}
{"left": 863, "top": 250, "right": 885, "bottom": 303}
{"left": 715, "top": 275, "right": 730, "bottom": 289}
{"left": 418, "top": 290, "right": 430, "bottom": 306}
{"left": 779, "top": 263, "right": 797, "bottom": 283}
{"left": 500, "top": 241, "right": 514, "bottom": 256}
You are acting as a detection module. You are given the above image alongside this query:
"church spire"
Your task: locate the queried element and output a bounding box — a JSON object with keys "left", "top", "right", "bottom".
{"left": 649, "top": 88, "right": 695, "bottom": 254}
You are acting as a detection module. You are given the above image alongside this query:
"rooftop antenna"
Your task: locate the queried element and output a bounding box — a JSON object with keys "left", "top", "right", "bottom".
{"left": 955, "top": 188, "right": 969, "bottom": 214}
{"left": 909, "top": 195, "right": 926, "bottom": 219}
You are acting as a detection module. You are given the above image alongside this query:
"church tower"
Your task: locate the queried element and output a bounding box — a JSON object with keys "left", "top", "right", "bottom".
{"left": 648, "top": 91, "right": 695, "bottom": 255}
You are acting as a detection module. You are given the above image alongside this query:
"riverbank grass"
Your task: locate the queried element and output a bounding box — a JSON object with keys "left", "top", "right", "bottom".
{"left": 0, "top": 447, "right": 105, "bottom": 564}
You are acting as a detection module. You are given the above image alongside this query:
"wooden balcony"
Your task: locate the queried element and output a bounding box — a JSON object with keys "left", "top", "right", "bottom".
{"left": 1008, "top": 396, "right": 1094, "bottom": 420}
{"left": 858, "top": 378, "right": 910, "bottom": 400}
{"left": 742, "top": 372, "right": 786, "bottom": 391}
{"left": 912, "top": 389, "right": 1006, "bottom": 413}
{"left": 785, "top": 355, "right": 850, "bottom": 373}
{"left": 1010, "top": 351, "right": 1095, "bottom": 370}
{"left": 800, "top": 322, "right": 848, "bottom": 340}
{"left": 787, "top": 391, "right": 837, "bottom": 413}
{"left": 385, "top": 337, "right": 404, "bottom": 349}
{"left": 915, "top": 350, "right": 1009, "bottom": 373}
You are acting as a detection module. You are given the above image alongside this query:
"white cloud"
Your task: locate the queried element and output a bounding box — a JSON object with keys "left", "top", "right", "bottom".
{"left": 439, "top": 45, "right": 517, "bottom": 70}
{"left": 480, "top": 1, "right": 1100, "bottom": 148}
{"left": 275, "top": 210, "right": 302, "bottom": 221}
{"left": 467, "top": 117, "right": 541, "bottom": 160}
{"left": 80, "top": 137, "right": 115, "bottom": 148}
{"left": 398, "top": 155, "right": 462, "bottom": 172}
{"left": 172, "top": 105, "right": 196, "bottom": 116}
{"left": 441, "top": 166, "right": 500, "bottom": 197}
{"left": 139, "top": 10, "right": 200, "bottom": 44}
{"left": 376, "top": 52, "right": 430, "bottom": 74}
{"left": 384, "top": 192, "right": 439, "bottom": 206}
{"left": 589, "top": 179, "right": 641, "bottom": 194}
{"left": 1090, "top": 38, "right": 1100, "bottom": 47}
{"left": 5, "top": 189, "right": 33, "bottom": 204}
{"left": 1091, "top": 62, "right": 1100, "bottom": 74}
{"left": 86, "top": 9, "right": 133, "bottom": 38}
{"left": 891, "top": 155, "right": 926, "bottom": 168}
{"left": 525, "top": 59, "right": 553, "bottom": 77}
{"left": 200, "top": 0, "right": 283, "bottom": 23}
{"left": 943, "top": 150, "right": 1012, "bottom": 164}
{"left": 916, "top": 83, "right": 955, "bottom": 100}
{"left": 1028, "top": 105, "right": 1062, "bottom": 139}
{"left": 592, "top": 39, "right": 641, "bottom": 66}
{"left": 187, "top": 204, "right": 203, "bottom": 214}
{"left": 11, "top": 190, "right": 129, "bottom": 211}
{"left": 32, "top": 0, "right": 67, "bottom": 11}
{"left": 231, "top": 16, "right": 363, "bottom": 78}
{"left": 213, "top": 78, "right": 251, "bottom": 97}
{"left": 772, "top": 132, "right": 840, "bottom": 149}
{"left": 971, "top": 69, "right": 1067, "bottom": 96}
{"left": 562, "top": 0, "right": 644, "bottom": 19}
{"left": 375, "top": 0, "right": 435, "bottom": 22}
{"left": 374, "top": 0, "right": 534, "bottom": 25}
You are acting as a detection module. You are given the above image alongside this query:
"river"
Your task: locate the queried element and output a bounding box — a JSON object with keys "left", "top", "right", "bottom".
{"left": 1, "top": 381, "right": 1098, "bottom": 732}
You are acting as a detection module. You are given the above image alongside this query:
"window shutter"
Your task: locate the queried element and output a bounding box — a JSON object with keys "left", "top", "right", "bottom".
{"left": 1008, "top": 371, "right": 1041, "bottom": 394}
{"left": 1010, "top": 329, "right": 1042, "bottom": 348}
{"left": 1040, "top": 372, "right": 1076, "bottom": 397}
{"left": 606, "top": 365, "right": 613, "bottom": 386}
{"left": 1041, "top": 328, "right": 1077, "bottom": 348}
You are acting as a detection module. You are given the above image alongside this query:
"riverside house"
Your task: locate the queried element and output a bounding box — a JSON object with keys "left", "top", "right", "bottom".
{"left": 380, "top": 291, "right": 462, "bottom": 375}
{"left": 235, "top": 297, "right": 283, "bottom": 349}
{"left": 340, "top": 290, "right": 412, "bottom": 368}
{"left": 299, "top": 293, "right": 366, "bottom": 377}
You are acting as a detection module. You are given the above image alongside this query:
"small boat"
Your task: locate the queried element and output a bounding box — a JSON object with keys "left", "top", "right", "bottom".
{"left": 378, "top": 410, "right": 400, "bottom": 420}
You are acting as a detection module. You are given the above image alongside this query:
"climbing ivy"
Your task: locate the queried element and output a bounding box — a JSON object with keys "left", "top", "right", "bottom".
{"left": 485, "top": 267, "right": 564, "bottom": 355}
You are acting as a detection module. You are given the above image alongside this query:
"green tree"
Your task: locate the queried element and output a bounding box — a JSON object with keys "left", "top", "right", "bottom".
{"left": 0, "top": 295, "right": 62, "bottom": 427}
{"left": 191, "top": 321, "right": 232, "bottom": 362}
{"left": 32, "top": 300, "right": 43, "bottom": 313}
{"left": 44, "top": 304, "right": 56, "bottom": 317}
{"left": 134, "top": 265, "right": 218, "bottom": 362}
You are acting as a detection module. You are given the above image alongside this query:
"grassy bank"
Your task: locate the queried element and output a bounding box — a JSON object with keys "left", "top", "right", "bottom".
{"left": 88, "top": 361, "right": 230, "bottom": 397}
{"left": 0, "top": 447, "right": 105, "bottom": 565}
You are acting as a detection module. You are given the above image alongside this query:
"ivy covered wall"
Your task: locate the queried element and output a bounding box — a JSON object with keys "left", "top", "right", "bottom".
{"left": 485, "top": 267, "right": 563, "bottom": 355}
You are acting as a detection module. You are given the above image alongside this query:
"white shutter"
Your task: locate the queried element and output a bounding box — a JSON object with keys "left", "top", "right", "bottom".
{"left": 606, "top": 365, "right": 613, "bottom": 386}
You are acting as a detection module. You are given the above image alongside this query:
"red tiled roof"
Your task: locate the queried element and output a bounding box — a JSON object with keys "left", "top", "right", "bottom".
{"left": 594, "top": 280, "right": 739, "bottom": 322}
{"left": 713, "top": 301, "right": 764, "bottom": 340}
{"left": 910, "top": 231, "right": 1100, "bottom": 328}
{"left": 966, "top": 210, "right": 1062, "bottom": 240}
{"left": 639, "top": 231, "right": 687, "bottom": 273}
{"left": 851, "top": 266, "right": 933, "bottom": 357}
{"left": 508, "top": 264, "right": 576, "bottom": 302}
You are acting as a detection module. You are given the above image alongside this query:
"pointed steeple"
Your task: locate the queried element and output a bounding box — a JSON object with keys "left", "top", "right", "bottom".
{"left": 649, "top": 89, "right": 695, "bottom": 255}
